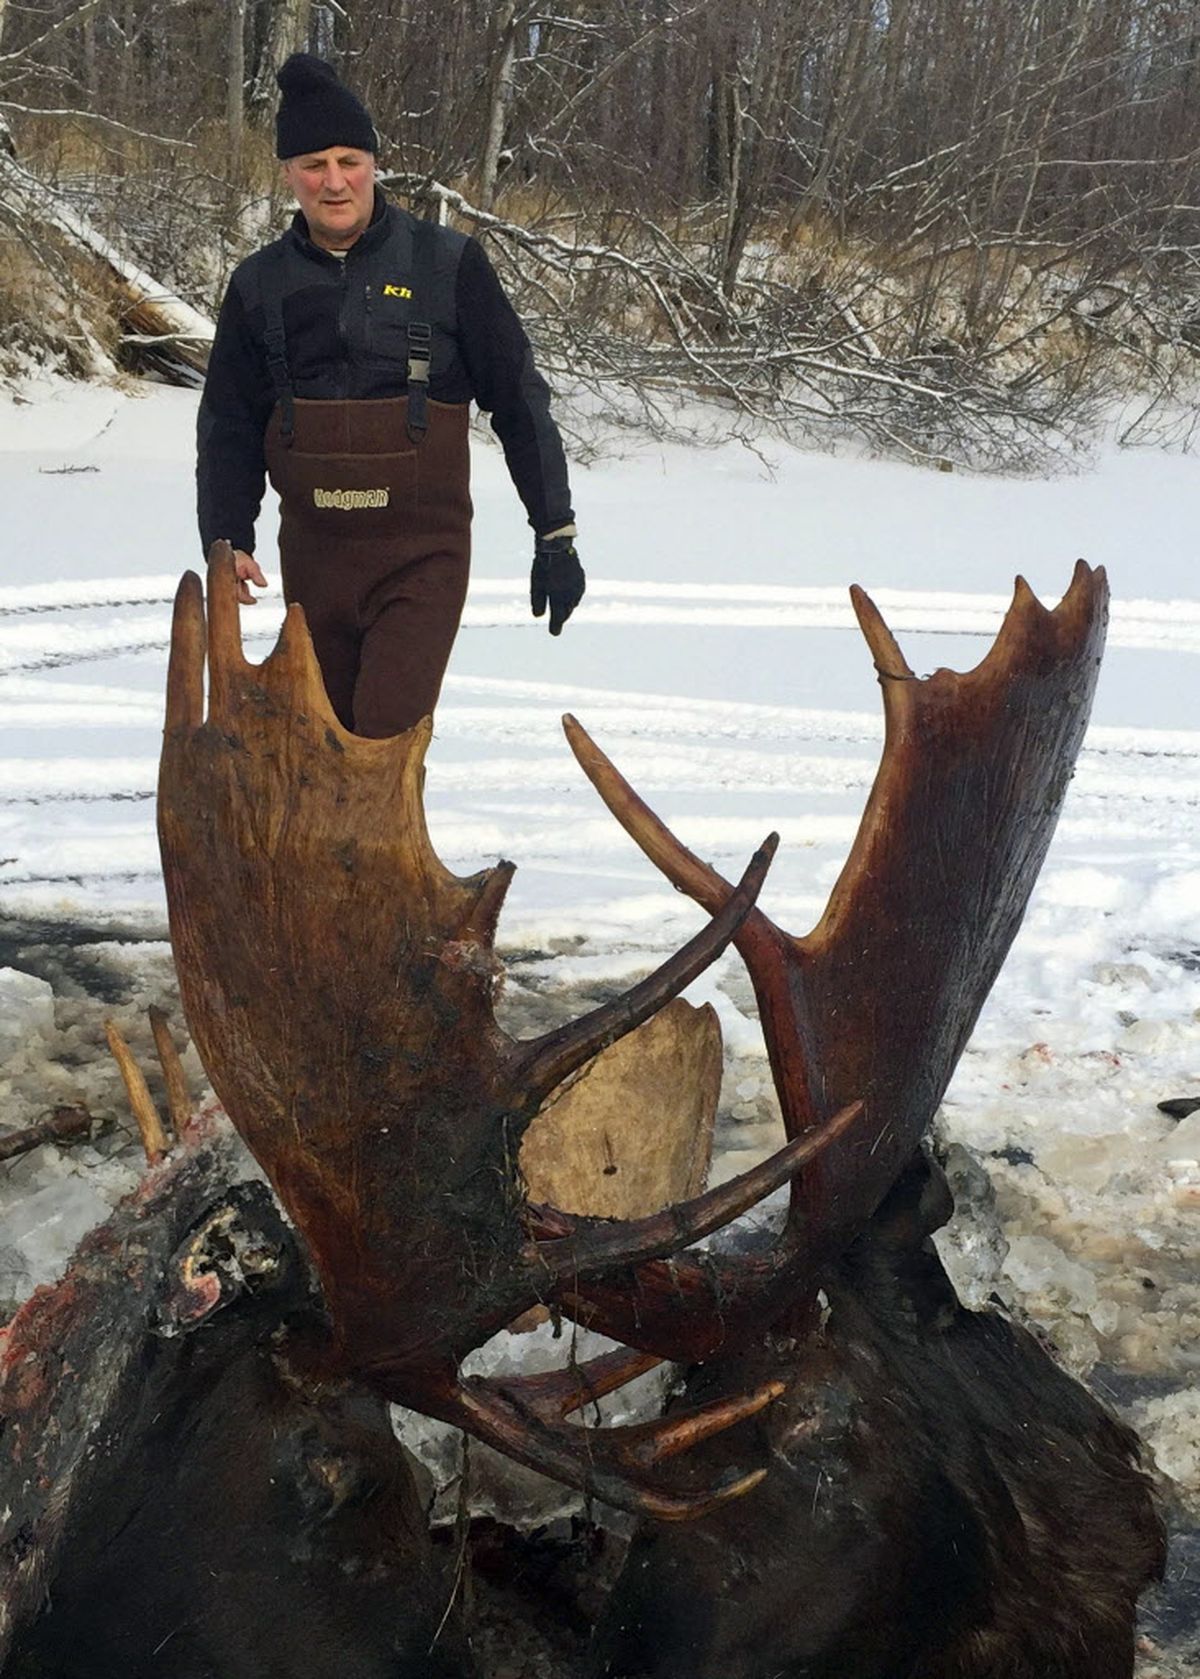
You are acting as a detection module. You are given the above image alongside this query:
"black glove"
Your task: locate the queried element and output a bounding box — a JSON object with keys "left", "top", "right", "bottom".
{"left": 531, "top": 533, "right": 585, "bottom": 636}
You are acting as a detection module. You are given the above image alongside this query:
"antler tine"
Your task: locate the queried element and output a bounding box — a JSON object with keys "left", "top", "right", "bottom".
{"left": 563, "top": 714, "right": 820, "bottom": 1136}
{"left": 164, "top": 570, "right": 205, "bottom": 734}
{"left": 204, "top": 542, "right": 251, "bottom": 722}
{"left": 104, "top": 1020, "right": 169, "bottom": 1165}
{"left": 462, "top": 857, "right": 517, "bottom": 945}
{"left": 528, "top": 1100, "right": 862, "bottom": 1287}
{"left": 552, "top": 1250, "right": 793, "bottom": 1363}
{"left": 502, "top": 1358, "right": 787, "bottom": 1460}
{"left": 509, "top": 832, "right": 779, "bottom": 1110}
{"left": 499, "top": 1346, "right": 663, "bottom": 1419}
{"left": 148, "top": 1006, "right": 194, "bottom": 1142}
{"left": 975, "top": 561, "right": 1108, "bottom": 689}
{"left": 563, "top": 713, "right": 736, "bottom": 919}
{"left": 449, "top": 1374, "right": 773, "bottom": 1521}
{"left": 849, "top": 583, "right": 915, "bottom": 679}
{"left": 622, "top": 1381, "right": 786, "bottom": 1467}
{"left": 256, "top": 601, "right": 347, "bottom": 732}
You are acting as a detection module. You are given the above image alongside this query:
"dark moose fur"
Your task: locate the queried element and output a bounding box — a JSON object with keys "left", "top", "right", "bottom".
{"left": 592, "top": 1160, "right": 1165, "bottom": 1679}
{"left": 5, "top": 1184, "right": 472, "bottom": 1679}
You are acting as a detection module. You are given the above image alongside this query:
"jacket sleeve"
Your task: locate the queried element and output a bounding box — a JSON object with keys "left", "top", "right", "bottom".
{"left": 454, "top": 237, "right": 575, "bottom": 537}
{"left": 196, "top": 274, "right": 275, "bottom": 556}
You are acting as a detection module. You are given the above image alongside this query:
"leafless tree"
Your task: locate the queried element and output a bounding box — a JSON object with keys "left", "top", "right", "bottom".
{"left": 0, "top": 0, "right": 1194, "bottom": 461}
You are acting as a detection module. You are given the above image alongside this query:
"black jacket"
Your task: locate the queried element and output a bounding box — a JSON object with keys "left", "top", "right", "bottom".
{"left": 196, "top": 193, "right": 574, "bottom": 553}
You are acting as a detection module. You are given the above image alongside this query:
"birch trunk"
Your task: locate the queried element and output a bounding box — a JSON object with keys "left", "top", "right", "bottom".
{"left": 249, "top": 0, "right": 313, "bottom": 118}
{"left": 478, "top": 0, "right": 518, "bottom": 213}
{"left": 228, "top": 0, "right": 246, "bottom": 184}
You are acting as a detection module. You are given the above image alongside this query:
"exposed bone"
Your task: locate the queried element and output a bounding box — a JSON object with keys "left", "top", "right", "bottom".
{"left": 103, "top": 1019, "right": 169, "bottom": 1164}
{"left": 528, "top": 1100, "right": 862, "bottom": 1284}
{"left": 148, "top": 1005, "right": 193, "bottom": 1139}
{"left": 520, "top": 999, "right": 720, "bottom": 1220}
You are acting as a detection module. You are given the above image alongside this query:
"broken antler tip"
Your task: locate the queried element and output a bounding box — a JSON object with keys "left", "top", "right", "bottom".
{"left": 396, "top": 713, "right": 436, "bottom": 758}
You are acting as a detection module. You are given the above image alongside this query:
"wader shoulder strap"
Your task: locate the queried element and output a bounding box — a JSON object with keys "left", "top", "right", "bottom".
{"left": 260, "top": 244, "right": 295, "bottom": 446}
{"left": 406, "top": 217, "right": 437, "bottom": 445}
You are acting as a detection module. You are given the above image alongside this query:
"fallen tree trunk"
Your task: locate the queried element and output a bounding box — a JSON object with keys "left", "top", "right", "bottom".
{"left": 0, "top": 151, "right": 213, "bottom": 385}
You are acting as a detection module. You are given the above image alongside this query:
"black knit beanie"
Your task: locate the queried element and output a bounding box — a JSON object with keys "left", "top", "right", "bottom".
{"left": 275, "top": 54, "right": 377, "bottom": 159}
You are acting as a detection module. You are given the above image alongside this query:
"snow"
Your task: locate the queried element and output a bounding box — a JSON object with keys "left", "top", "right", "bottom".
{"left": 0, "top": 379, "right": 1198, "bottom": 1602}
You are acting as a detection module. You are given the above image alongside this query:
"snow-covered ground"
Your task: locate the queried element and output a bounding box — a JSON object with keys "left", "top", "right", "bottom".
{"left": 1, "top": 376, "right": 1198, "bottom": 1667}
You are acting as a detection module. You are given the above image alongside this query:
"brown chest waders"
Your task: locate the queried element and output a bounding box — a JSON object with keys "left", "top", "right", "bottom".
{"left": 260, "top": 222, "right": 472, "bottom": 739}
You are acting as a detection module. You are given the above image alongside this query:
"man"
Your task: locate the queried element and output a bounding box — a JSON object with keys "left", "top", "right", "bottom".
{"left": 197, "top": 52, "right": 584, "bottom": 737}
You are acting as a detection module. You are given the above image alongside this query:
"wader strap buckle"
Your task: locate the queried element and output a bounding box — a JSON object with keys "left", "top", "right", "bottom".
{"left": 405, "top": 215, "right": 437, "bottom": 445}
{"left": 406, "top": 322, "right": 431, "bottom": 443}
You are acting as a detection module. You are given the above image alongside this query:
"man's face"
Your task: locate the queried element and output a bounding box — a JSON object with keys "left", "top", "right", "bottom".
{"left": 282, "top": 146, "right": 376, "bottom": 250}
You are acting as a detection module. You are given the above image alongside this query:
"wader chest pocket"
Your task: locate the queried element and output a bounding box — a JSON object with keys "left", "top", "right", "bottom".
{"left": 271, "top": 448, "right": 421, "bottom": 537}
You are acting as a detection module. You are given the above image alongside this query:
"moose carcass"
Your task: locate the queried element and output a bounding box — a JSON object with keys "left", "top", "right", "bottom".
{"left": 565, "top": 564, "right": 1165, "bottom": 1677}
{"left": 152, "top": 549, "right": 1163, "bottom": 1673}
{"left": 156, "top": 546, "right": 862, "bottom": 1521}
{"left": 0, "top": 1107, "right": 473, "bottom": 1678}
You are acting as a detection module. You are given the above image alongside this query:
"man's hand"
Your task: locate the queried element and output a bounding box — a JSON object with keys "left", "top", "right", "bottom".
{"left": 531, "top": 532, "right": 585, "bottom": 636}
{"left": 233, "top": 549, "right": 269, "bottom": 606}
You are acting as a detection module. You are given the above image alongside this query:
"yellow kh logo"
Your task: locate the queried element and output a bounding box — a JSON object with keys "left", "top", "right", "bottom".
{"left": 382, "top": 283, "right": 412, "bottom": 298}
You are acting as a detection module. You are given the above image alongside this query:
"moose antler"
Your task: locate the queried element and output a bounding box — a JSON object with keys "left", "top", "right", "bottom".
{"left": 560, "top": 563, "right": 1108, "bottom": 1356}
{"left": 157, "top": 547, "right": 855, "bottom": 1518}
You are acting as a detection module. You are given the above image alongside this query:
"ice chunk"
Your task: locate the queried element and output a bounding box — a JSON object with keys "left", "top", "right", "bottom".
{"left": 1004, "top": 1232, "right": 1099, "bottom": 1313}
{"left": 0, "top": 967, "right": 56, "bottom": 1061}
{"left": 1132, "top": 1389, "right": 1200, "bottom": 1517}
{"left": 392, "top": 1318, "right": 674, "bottom": 1530}
{"left": 0, "top": 1175, "right": 116, "bottom": 1291}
